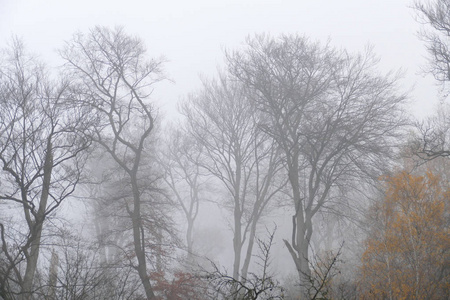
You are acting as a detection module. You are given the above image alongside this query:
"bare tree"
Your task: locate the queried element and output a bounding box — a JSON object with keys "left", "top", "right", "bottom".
{"left": 158, "top": 126, "right": 206, "bottom": 261}
{"left": 30, "top": 226, "right": 144, "bottom": 300}
{"left": 227, "top": 34, "right": 407, "bottom": 295}
{"left": 412, "top": 102, "right": 450, "bottom": 159}
{"left": 60, "top": 26, "right": 166, "bottom": 300}
{"left": 414, "top": 0, "right": 450, "bottom": 89}
{"left": 412, "top": 0, "right": 450, "bottom": 160}
{"left": 87, "top": 158, "right": 130, "bottom": 267}
{"left": 0, "top": 39, "right": 92, "bottom": 300}
{"left": 47, "top": 231, "right": 110, "bottom": 300}
{"left": 204, "top": 227, "right": 283, "bottom": 300}
{"left": 181, "top": 74, "right": 285, "bottom": 280}
{"left": 302, "top": 244, "right": 344, "bottom": 300}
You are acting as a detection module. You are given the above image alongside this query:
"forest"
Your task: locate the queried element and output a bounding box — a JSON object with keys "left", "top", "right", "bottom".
{"left": 0, "top": 1, "right": 449, "bottom": 299}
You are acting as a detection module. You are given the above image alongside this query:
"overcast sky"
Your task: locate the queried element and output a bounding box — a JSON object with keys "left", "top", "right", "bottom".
{"left": 0, "top": 0, "right": 440, "bottom": 119}
{"left": 0, "top": 0, "right": 444, "bottom": 277}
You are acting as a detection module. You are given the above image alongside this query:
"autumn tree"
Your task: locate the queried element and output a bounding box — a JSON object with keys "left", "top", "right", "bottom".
{"left": 181, "top": 74, "right": 285, "bottom": 280}
{"left": 0, "top": 39, "right": 92, "bottom": 300}
{"left": 227, "top": 34, "right": 407, "bottom": 295}
{"left": 150, "top": 270, "right": 208, "bottom": 300}
{"left": 60, "top": 26, "right": 167, "bottom": 300}
{"left": 360, "top": 171, "right": 449, "bottom": 299}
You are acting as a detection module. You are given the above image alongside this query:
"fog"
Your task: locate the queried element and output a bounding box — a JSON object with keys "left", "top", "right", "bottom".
{"left": 0, "top": 1, "right": 449, "bottom": 299}
{"left": 0, "top": 0, "right": 440, "bottom": 118}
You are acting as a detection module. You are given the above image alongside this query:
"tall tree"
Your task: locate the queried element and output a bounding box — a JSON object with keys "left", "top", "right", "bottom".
{"left": 181, "top": 74, "right": 285, "bottom": 280}
{"left": 158, "top": 126, "right": 206, "bottom": 261}
{"left": 414, "top": 0, "right": 450, "bottom": 88}
{"left": 0, "top": 39, "right": 92, "bottom": 300}
{"left": 360, "top": 171, "right": 449, "bottom": 299}
{"left": 412, "top": 0, "right": 450, "bottom": 160}
{"left": 60, "top": 26, "right": 166, "bottom": 300}
{"left": 227, "top": 34, "right": 407, "bottom": 294}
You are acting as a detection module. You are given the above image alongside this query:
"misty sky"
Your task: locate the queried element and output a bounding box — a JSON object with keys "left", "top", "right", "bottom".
{"left": 0, "top": 0, "right": 440, "bottom": 118}
{"left": 0, "top": 0, "right": 447, "bottom": 286}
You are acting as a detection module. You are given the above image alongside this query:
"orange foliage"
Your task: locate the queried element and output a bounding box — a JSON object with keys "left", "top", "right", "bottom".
{"left": 150, "top": 271, "right": 207, "bottom": 300}
{"left": 360, "top": 171, "right": 449, "bottom": 299}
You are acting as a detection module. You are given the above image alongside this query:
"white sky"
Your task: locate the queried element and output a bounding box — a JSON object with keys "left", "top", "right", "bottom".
{"left": 0, "top": 0, "right": 440, "bottom": 119}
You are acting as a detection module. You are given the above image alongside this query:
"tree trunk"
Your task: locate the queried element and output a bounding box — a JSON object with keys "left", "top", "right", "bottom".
{"left": 131, "top": 178, "right": 156, "bottom": 300}
{"left": 47, "top": 250, "right": 59, "bottom": 300}
{"left": 232, "top": 161, "right": 243, "bottom": 280}
{"left": 20, "top": 231, "right": 42, "bottom": 300}
{"left": 241, "top": 217, "right": 257, "bottom": 279}
{"left": 232, "top": 208, "right": 243, "bottom": 280}
{"left": 284, "top": 156, "right": 313, "bottom": 298}
{"left": 20, "top": 140, "right": 53, "bottom": 300}
{"left": 186, "top": 217, "right": 194, "bottom": 262}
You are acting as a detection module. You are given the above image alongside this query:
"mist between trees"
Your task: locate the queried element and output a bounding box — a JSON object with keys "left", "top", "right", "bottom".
{"left": 0, "top": 2, "right": 449, "bottom": 299}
